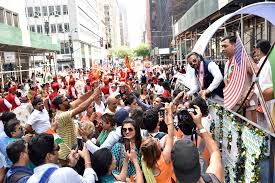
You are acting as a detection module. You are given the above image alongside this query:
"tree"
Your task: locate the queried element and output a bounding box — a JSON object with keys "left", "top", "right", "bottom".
{"left": 114, "top": 46, "right": 133, "bottom": 59}
{"left": 134, "top": 43, "right": 150, "bottom": 59}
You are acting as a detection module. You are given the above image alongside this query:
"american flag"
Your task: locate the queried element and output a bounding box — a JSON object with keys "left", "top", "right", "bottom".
{"left": 223, "top": 34, "right": 248, "bottom": 109}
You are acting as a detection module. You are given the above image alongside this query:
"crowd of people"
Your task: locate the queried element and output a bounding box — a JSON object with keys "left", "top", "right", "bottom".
{"left": 0, "top": 35, "right": 272, "bottom": 183}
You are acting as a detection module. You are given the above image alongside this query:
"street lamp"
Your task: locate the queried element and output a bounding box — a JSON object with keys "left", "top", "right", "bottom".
{"left": 68, "top": 28, "right": 78, "bottom": 69}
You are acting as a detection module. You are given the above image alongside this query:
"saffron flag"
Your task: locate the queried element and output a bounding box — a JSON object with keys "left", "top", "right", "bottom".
{"left": 223, "top": 34, "right": 248, "bottom": 109}
{"left": 125, "top": 55, "right": 131, "bottom": 70}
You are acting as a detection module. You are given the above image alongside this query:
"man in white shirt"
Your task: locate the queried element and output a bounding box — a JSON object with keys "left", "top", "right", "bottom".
{"left": 254, "top": 40, "right": 273, "bottom": 129}
{"left": 27, "top": 133, "right": 97, "bottom": 183}
{"left": 186, "top": 52, "right": 224, "bottom": 102}
{"left": 26, "top": 96, "right": 51, "bottom": 134}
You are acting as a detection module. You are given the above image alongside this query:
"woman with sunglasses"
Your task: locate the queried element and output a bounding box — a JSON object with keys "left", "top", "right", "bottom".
{"left": 111, "top": 118, "right": 142, "bottom": 178}
{"left": 140, "top": 103, "right": 176, "bottom": 183}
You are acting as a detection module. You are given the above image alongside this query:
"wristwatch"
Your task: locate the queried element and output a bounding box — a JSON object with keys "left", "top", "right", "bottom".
{"left": 197, "top": 128, "right": 207, "bottom": 134}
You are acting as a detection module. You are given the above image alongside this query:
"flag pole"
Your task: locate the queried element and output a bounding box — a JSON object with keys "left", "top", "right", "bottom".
{"left": 237, "top": 35, "right": 275, "bottom": 132}
{"left": 237, "top": 41, "right": 275, "bottom": 112}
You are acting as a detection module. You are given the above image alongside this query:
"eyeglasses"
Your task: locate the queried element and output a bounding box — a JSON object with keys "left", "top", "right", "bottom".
{"left": 122, "top": 127, "right": 134, "bottom": 133}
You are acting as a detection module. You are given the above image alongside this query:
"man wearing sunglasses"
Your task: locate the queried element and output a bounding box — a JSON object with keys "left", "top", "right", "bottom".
{"left": 186, "top": 52, "right": 224, "bottom": 102}
{"left": 52, "top": 87, "right": 101, "bottom": 164}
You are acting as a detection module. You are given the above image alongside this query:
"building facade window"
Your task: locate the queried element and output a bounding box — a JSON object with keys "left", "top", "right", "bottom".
{"left": 13, "top": 13, "right": 19, "bottom": 27}
{"left": 42, "top": 6, "right": 48, "bottom": 16}
{"left": 55, "top": 5, "right": 61, "bottom": 15}
{"left": 57, "top": 23, "right": 63, "bottom": 32}
{"left": 27, "top": 7, "right": 33, "bottom": 17}
{"left": 64, "top": 23, "right": 69, "bottom": 32}
{"left": 64, "top": 41, "right": 70, "bottom": 54}
{"left": 6, "top": 11, "right": 12, "bottom": 25}
{"left": 60, "top": 42, "right": 65, "bottom": 54}
{"left": 37, "top": 25, "right": 43, "bottom": 33}
{"left": 34, "top": 6, "right": 41, "bottom": 17}
{"left": 0, "top": 8, "right": 4, "bottom": 23}
{"left": 49, "top": 6, "right": 54, "bottom": 16}
{"left": 50, "top": 24, "right": 56, "bottom": 33}
{"left": 63, "top": 5, "right": 68, "bottom": 15}
{"left": 30, "top": 25, "right": 35, "bottom": 32}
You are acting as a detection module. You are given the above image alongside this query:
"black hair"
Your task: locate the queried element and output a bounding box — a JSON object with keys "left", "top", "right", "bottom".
{"left": 131, "top": 108, "right": 144, "bottom": 129}
{"left": 32, "top": 96, "right": 43, "bottom": 107}
{"left": 256, "top": 39, "right": 271, "bottom": 55}
{"left": 143, "top": 109, "right": 159, "bottom": 132}
{"left": 6, "top": 139, "right": 26, "bottom": 164}
{"left": 92, "top": 148, "right": 113, "bottom": 177}
{"left": 121, "top": 118, "right": 142, "bottom": 150}
{"left": 124, "top": 95, "right": 136, "bottom": 106}
{"left": 221, "top": 35, "right": 236, "bottom": 44}
{"left": 177, "top": 110, "right": 196, "bottom": 135}
{"left": 189, "top": 96, "right": 209, "bottom": 117}
{"left": 52, "top": 95, "right": 63, "bottom": 109}
{"left": 4, "top": 118, "right": 20, "bottom": 138}
{"left": 28, "top": 133, "right": 55, "bottom": 166}
{"left": 162, "top": 81, "right": 171, "bottom": 92}
{"left": 102, "top": 113, "right": 116, "bottom": 127}
{"left": 186, "top": 52, "right": 204, "bottom": 62}
{"left": 0, "top": 112, "right": 16, "bottom": 125}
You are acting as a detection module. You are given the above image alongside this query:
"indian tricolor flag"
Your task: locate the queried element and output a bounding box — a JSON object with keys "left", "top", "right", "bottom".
{"left": 53, "top": 133, "right": 64, "bottom": 145}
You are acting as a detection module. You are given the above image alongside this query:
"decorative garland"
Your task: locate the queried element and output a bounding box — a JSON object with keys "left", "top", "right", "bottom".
{"left": 227, "top": 131, "right": 232, "bottom": 152}
{"left": 208, "top": 101, "right": 268, "bottom": 182}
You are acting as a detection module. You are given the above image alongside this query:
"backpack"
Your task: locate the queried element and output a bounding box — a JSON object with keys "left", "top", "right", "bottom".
{"left": 201, "top": 173, "right": 222, "bottom": 183}
{"left": 141, "top": 75, "right": 147, "bottom": 84}
{"left": 4, "top": 167, "right": 32, "bottom": 183}
{"left": 153, "top": 132, "right": 166, "bottom": 140}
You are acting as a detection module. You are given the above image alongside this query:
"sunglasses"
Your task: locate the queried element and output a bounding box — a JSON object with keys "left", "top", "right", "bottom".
{"left": 122, "top": 127, "right": 134, "bottom": 133}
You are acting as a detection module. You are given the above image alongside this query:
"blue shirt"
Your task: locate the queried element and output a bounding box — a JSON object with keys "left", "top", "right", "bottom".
{"left": 0, "top": 131, "right": 13, "bottom": 167}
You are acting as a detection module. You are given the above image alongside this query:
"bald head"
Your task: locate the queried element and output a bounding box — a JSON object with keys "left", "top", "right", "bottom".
{"left": 107, "top": 96, "right": 118, "bottom": 113}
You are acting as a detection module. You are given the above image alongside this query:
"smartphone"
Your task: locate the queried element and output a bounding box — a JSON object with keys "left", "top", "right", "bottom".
{"left": 124, "top": 138, "right": 130, "bottom": 152}
{"left": 77, "top": 137, "right": 83, "bottom": 151}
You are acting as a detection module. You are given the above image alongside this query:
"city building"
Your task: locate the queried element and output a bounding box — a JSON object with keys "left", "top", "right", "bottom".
{"left": 97, "top": 0, "right": 121, "bottom": 64}
{"left": 0, "top": 0, "right": 59, "bottom": 85}
{"left": 25, "top": 0, "right": 103, "bottom": 70}
{"left": 118, "top": 2, "right": 129, "bottom": 46}
{"left": 145, "top": 0, "right": 197, "bottom": 64}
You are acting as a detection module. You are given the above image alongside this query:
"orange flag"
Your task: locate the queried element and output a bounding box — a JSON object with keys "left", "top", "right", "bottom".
{"left": 125, "top": 55, "right": 131, "bottom": 70}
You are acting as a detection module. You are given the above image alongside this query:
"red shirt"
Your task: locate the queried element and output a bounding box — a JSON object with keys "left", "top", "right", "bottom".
{"left": 5, "top": 93, "right": 18, "bottom": 110}
{"left": 101, "top": 85, "right": 110, "bottom": 95}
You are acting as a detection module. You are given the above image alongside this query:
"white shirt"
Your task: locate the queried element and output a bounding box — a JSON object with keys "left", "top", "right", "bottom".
{"left": 27, "top": 163, "right": 97, "bottom": 183}
{"left": 94, "top": 101, "right": 105, "bottom": 114}
{"left": 187, "top": 61, "right": 223, "bottom": 96}
{"left": 27, "top": 108, "right": 51, "bottom": 134}
{"left": 87, "top": 126, "right": 122, "bottom": 153}
{"left": 255, "top": 56, "right": 275, "bottom": 113}
{"left": 155, "top": 84, "right": 164, "bottom": 95}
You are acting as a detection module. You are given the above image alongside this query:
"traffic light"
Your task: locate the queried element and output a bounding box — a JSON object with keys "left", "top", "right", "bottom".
{"left": 100, "top": 37, "right": 103, "bottom": 47}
